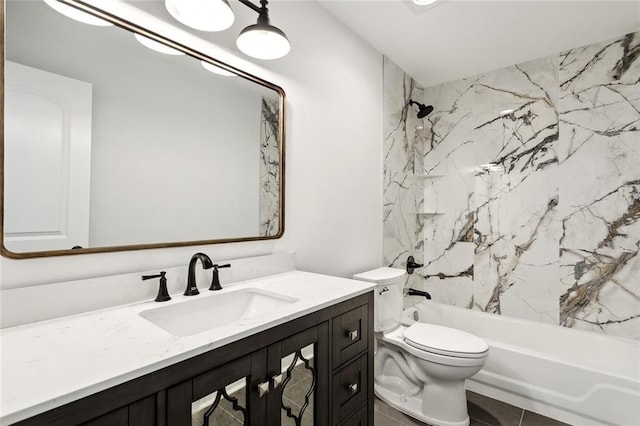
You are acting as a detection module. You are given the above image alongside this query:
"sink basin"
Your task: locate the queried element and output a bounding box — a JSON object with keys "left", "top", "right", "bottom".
{"left": 139, "top": 288, "right": 299, "bottom": 337}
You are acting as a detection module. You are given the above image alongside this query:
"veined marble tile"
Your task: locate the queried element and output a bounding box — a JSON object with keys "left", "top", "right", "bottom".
{"left": 383, "top": 33, "right": 640, "bottom": 340}
{"left": 421, "top": 276, "right": 474, "bottom": 309}
{"left": 418, "top": 241, "right": 474, "bottom": 307}
{"left": 420, "top": 79, "right": 477, "bottom": 243}
{"left": 421, "top": 79, "right": 477, "bottom": 176}
{"left": 558, "top": 32, "right": 640, "bottom": 339}
{"left": 383, "top": 57, "right": 424, "bottom": 270}
{"left": 500, "top": 261, "right": 561, "bottom": 325}
{"left": 560, "top": 248, "right": 640, "bottom": 339}
{"left": 471, "top": 57, "right": 561, "bottom": 319}
{"left": 259, "top": 97, "right": 281, "bottom": 236}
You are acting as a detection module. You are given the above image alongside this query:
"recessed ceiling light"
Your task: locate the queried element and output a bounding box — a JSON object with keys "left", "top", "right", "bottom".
{"left": 413, "top": 0, "right": 441, "bottom": 6}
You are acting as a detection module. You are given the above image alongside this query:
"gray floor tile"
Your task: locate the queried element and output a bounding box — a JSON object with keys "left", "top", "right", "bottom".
{"left": 466, "top": 391, "right": 524, "bottom": 426}
{"left": 374, "top": 397, "right": 430, "bottom": 425}
{"left": 520, "top": 410, "right": 571, "bottom": 426}
{"left": 375, "top": 410, "right": 414, "bottom": 426}
{"left": 374, "top": 391, "right": 568, "bottom": 426}
{"left": 470, "top": 419, "right": 493, "bottom": 426}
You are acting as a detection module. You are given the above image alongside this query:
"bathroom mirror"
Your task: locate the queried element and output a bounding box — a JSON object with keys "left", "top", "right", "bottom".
{"left": 1, "top": 0, "right": 285, "bottom": 258}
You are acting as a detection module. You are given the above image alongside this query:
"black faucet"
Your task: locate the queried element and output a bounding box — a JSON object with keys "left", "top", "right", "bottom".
{"left": 141, "top": 271, "right": 171, "bottom": 302}
{"left": 407, "top": 288, "right": 431, "bottom": 300}
{"left": 185, "top": 253, "right": 214, "bottom": 296}
{"left": 209, "top": 264, "right": 231, "bottom": 291}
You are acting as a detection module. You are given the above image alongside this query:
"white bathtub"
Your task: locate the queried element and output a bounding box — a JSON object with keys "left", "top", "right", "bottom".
{"left": 412, "top": 301, "right": 640, "bottom": 426}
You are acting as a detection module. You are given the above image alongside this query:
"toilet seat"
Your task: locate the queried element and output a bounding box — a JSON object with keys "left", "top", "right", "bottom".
{"left": 403, "top": 323, "right": 489, "bottom": 359}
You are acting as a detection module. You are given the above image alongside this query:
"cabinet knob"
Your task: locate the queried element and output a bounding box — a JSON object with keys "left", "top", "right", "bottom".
{"left": 347, "top": 382, "right": 358, "bottom": 395}
{"left": 272, "top": 373, "right": 285, "bottom": 389}
{"left": 257, "top": 381, "right": 270, "bottom": 398}
{"left": 346, "top": 329, "right": 358, "bottom": 341}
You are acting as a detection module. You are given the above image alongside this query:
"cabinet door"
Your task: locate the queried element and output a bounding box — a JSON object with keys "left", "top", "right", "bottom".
{"left": 166, "top": 351, "right": 267, "bottom": 426}
{"left": 267, "top": 323, "right": 329, "bottom": 426}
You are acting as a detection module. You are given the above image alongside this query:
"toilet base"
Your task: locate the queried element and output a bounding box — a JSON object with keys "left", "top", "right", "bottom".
{"left": 375, "top": 382, "right": 470, "bottom": 426}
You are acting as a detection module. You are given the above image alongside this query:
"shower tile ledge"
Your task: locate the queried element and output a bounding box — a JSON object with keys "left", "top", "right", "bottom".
{"left": 0, "top": 270, "right": 375, "bottom": 425}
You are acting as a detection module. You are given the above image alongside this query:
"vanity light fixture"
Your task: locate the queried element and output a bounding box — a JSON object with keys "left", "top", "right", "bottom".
{"left": 43, "top": 0, "right": 113, "bottom": 26}
{"left": 236, "top": 0, "right": 290, "bottom": 60}
{"left": 134, "top": 33, "right": 185, "bottom": 55}
{"left": 164, "top": 0, "right": 290, "bottom": 60}
{"left": 201, "top": 61, "right": 236, "bottom": 76}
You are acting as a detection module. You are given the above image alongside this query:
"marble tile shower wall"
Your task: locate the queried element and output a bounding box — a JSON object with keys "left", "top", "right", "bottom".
{"left": 259, "top": 97, "right": 280, "bottom": 236}
{"left": 382, "top": 31, "right": 640, "bottom": 340}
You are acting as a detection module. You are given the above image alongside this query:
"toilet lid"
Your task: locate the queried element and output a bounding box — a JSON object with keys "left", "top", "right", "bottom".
{"left": 403, "top": 323, "right": 489, "bottom": 358}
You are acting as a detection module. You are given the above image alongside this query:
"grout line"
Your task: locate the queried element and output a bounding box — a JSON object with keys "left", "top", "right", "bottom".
{"left": 469, "top": 417, "right": 494, "bottom": 426}
{"left": 375, "top": 410, "right": 415, "bottom": 426}
{"left": 518, "top": 409, "right": 525, "bottom": 426}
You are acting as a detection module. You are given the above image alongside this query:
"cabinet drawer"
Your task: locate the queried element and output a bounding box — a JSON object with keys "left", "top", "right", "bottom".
{"left": 338, "top": 403, "right": 367, "bottom": 426}
{"left": 332, "top": 305, "right": 368, "bottom": 368}
{"left": 332, "top": 354, "right": 367, "bottom": 425}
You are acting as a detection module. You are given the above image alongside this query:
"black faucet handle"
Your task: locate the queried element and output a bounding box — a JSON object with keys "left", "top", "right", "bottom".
{"left": 209, "top": 264, "right": 231, "bottom": 291}
{"left": 141, "top": 271, "right": 171, "bottom": 302}
{"left": 406, "top": 255, "right": 424, "bottom": 274}
{"left": 142, "top": 271, "right": 166, "bottom": 280}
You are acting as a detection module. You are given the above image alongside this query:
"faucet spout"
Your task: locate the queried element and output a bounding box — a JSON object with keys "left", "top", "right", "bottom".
{"left": 185, "top": 252, "right": 213, "bottom": 296}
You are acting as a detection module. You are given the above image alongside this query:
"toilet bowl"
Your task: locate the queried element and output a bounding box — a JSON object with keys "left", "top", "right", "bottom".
{"left": 353, "top": 267, "right": 489, "bottom": 426}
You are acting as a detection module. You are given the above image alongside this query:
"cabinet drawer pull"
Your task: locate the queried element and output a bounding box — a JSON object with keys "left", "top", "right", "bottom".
{"left": 346, "top": 329, "right": 358, "bottom": 341}
{"left": 272, "top": 373, "right": 285, "bottom": 389}
{"left": 258, "top": 381, "right": 270, "bottom": 398}
{"left": 347, "top": 382, "right": 358, "bottom": 395}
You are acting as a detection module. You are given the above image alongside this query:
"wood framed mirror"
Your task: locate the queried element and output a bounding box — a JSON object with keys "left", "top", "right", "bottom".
{"left": 1, "top": 0, "right": 285, "bottom": 259}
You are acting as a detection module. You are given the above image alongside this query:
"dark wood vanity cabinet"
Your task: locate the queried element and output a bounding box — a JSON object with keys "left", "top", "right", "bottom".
{"left": 14, "top": 292, "right": 373, "bottom": 426}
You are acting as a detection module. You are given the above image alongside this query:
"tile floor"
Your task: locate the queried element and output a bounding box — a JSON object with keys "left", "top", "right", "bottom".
{"left": 374, "top": 391, "right": 571, "bottom": 426}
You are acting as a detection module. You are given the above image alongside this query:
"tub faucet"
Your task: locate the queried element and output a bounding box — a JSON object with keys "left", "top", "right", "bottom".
{"left": 407, "top": 288, "right": 431, "bottom": 300}
{"left": 185, "top": 252, "right": 214, "bottom": 296}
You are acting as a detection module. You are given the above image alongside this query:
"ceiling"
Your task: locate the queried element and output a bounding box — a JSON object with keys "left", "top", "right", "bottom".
{"left": 92, "top": 0, "right": 639, "bottom": 89}
{"left": 318, "top": 0, "right": 640, "bottom": 87}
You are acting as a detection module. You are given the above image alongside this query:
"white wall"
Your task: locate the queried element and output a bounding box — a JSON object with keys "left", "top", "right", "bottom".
{"left": 0, "top": 1, "right": 383, "bottom": 289}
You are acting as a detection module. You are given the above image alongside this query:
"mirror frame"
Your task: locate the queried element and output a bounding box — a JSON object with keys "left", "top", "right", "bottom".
{"left": 0, "top": 0, "right": 286, "bottom": 259}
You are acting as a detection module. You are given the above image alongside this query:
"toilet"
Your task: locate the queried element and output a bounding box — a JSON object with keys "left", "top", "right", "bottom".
{"left": 353, "top": 267, "right": 488, "bottom": 426}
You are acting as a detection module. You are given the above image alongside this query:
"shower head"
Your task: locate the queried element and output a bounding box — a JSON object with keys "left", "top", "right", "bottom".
{"left": 409, "top": 100, "right": 434, "bottom": 119}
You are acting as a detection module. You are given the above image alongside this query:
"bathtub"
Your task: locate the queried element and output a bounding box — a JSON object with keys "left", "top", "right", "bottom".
{"left": 411, "top": 301, "right": 640, "bottom": 426}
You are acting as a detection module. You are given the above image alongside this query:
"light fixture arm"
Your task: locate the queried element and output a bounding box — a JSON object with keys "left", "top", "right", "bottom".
{"left": 237, "top": 0, "right": 267, "bottom": 15}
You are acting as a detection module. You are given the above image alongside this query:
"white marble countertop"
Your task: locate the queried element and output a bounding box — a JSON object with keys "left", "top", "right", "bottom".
{"left": 0, "top": 271, "right": 375, "bottom": 425}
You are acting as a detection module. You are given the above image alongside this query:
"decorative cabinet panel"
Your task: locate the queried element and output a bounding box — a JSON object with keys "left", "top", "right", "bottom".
{"left": 167, "top": 353, "right": 261, "bottom": 426}
{"left": 269, "top": 325, "right": 329, "bottom": 426}
{"left": 167, "top": 325, "right": 329, "bottom": 426}
{"left": 13, "top": 292, "right": 373, "bottom": 426}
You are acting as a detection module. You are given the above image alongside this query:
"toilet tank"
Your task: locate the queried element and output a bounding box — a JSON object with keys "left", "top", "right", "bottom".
{"left": 353, "top": 267, "right": 406, "bottom": 332}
